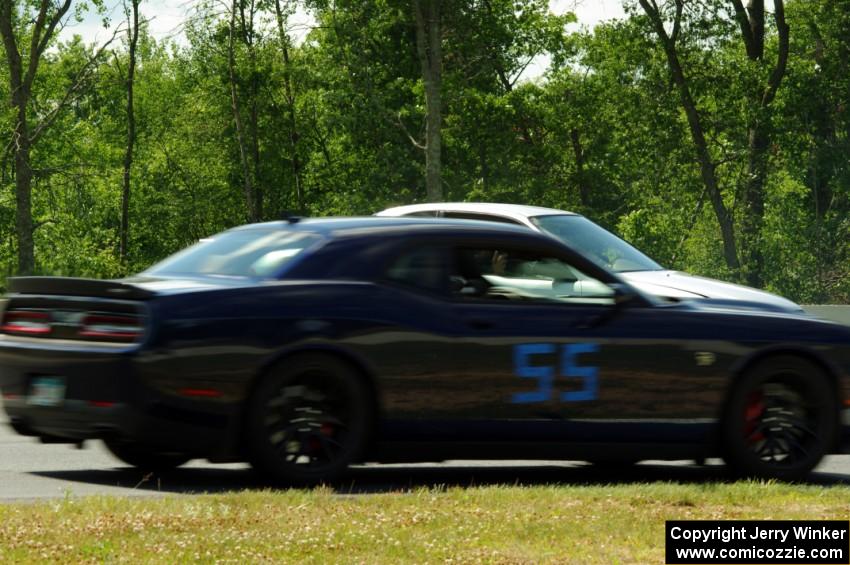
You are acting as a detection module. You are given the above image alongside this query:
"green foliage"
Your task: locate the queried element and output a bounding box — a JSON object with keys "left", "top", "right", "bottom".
{"left": 0, "top": 0, "right": 847, "bottom": 302}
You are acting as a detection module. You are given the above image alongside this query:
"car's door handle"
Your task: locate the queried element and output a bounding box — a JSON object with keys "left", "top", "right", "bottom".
{"left": 465, "top": 318, "right": 495, "bottom": 330}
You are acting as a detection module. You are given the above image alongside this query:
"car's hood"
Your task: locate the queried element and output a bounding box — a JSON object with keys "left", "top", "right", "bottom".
{"left": 620, "top": 270, "right": 803, "bottom": 313}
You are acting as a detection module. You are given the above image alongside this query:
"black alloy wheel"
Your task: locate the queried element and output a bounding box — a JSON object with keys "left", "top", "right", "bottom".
{"left": 102, "top": 439, "right": 191, "bottom": 472}
{"left": 246, "top": 353, "right": 371, "bottom": 485}
{"left": 722, "top": 356, "right": 837, "bottom": 481}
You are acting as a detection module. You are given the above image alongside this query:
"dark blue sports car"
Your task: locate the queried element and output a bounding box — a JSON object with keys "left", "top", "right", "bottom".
{"left": 0, "top": 217, "right": 848, "bottom": 483}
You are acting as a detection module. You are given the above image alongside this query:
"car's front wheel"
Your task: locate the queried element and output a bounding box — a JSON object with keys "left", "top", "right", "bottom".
{"left": 721, "top": 356, "right": 837, "bottom": 481}
{"left": 245, "top": 353, "right": 372, "bottom": 486}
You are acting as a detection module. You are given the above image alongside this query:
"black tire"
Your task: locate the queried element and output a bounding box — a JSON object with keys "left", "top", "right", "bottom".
{"left": 245, "top": 353, "right": 372, "bottom": 486}
{"left": 102, "top": 439, "right": 190, "bottom": 472}
{"left": 721, "top": 356, "right": 837, "bottom": 481}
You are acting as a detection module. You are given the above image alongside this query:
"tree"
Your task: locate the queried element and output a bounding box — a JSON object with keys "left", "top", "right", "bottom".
{"left": 273, "top": 0, "right": 304, "bottom": 213}
{"left": 771, "top": 0, "right": 850, "bottom": 300}
{"left": 413, "top": 0, "right": 442, "bottom": 202}
{"left": 0, "top": 0, "right": 74, "bottom": 274}
{"left": 730, "top": 0, "right": 789, "bottom": 287}
{"left": 637, "top": 0, "right": 791, "bottom": 287}
{"left": 637, "top": 0, "right": 740, "bottom": 274}
{"left": 119, "top": 0, "right": 140, "bottom": 262}
{"left": 227, "top": 0, "right": 260, "bottom": 221}
{"left": 0, "top": 0, "right": 111, "bottom": 274}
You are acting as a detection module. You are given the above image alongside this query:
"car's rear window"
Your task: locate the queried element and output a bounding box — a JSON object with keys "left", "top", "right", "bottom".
{"left": 144, "top": 229, "right": 322, "bottom": 278}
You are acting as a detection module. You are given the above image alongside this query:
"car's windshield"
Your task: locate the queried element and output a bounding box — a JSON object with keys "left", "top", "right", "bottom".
{"left": 530, "top": 215, "right": 662, "bottom": 272}
{"left": 145, "top": 229, "right": 322, "bottom": 278}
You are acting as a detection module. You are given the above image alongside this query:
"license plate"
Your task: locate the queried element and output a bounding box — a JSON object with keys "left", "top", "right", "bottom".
{"left": 28, "top": 377, "right": 66, "bottom": 407}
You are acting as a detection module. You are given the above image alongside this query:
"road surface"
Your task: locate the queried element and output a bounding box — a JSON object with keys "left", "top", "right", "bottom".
{"left": 1, "top": 404, "right": 848, "bottom": 500}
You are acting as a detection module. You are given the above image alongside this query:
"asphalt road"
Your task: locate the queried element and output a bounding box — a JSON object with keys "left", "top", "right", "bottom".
{"left": 1, "top": 405, "right": 849, "bottom": 500}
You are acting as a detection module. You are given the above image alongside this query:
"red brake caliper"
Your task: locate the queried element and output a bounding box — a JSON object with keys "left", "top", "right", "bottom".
{"left": 744, "top": 390, "right": 765, "bottom": 443}
{"left": 308, "top": 423, "right": 335, "bottom": 454}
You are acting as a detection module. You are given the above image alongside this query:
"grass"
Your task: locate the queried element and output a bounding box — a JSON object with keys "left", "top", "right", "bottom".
{"left": 0, "top": 482, "right": 848, "bottom": 563}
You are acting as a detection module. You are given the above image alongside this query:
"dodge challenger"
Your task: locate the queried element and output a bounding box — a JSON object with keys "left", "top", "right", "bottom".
{"left": 0, "top": 217, "right": 848, "bottom": 483}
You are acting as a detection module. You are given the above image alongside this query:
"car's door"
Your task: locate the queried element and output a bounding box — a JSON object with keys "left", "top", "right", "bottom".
{"left": 441, "top": 238, "right": 718, "bottom": 445}
{"left": 443, "top": 241, "right": 612, "bottom": 431}
{"left": 363, "top": 234, "right": 721, "bottom": 447}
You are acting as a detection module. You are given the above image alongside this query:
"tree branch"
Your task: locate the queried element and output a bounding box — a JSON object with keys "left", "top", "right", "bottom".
{"left": 641, "top": 0, "right": 662, "bottom": 26}
{"left": 26, "top": 0, "right": 51, "bottom": 87}
{"left": 671, "top": 0, "right": 684, "bottom": 45}
{"left": 396, "top": 112, "right": 426, "bottom": 150}
{"left": 762, "top": 0, "right": 788, "bottom": 106}
{"left": 0, "top": 0, "right": 24, "bottom": 95}
{"left": 730, "top": 0, "right": 757, "bottom": 57}
{"left": 112, "top": 50, "right": 125, "bottom": 77}
{"left": 25, "top": 0, "right": 73, "bottom": 93}
{"left": 513, "top": 51, "right": 542, "bottom": 86}
{"left": 30, "top": 25, "right": 124, "bottom": 145}
{"left": 639, "top": 0, "right": 669, "bottom": 40}
{"left": 34, "top": 0, "right": 72, "bottom": 61}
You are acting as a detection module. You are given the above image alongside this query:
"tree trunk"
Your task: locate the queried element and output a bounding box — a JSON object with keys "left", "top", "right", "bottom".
{"left": 731, "top": 0, "right": 789, "bottom": 288}
{"left": 273, "top": 0, "right": 304, "bottom": 214}
{"left": 250, "top": 97, "right": 262, "bottom": 219}
{"left": 1, "top": 2, "right": 32, "bottom": 275}
{"left": 228, "top": 0, "right": 257, "bottom": 222}
{"left": 570, "top": 128, "right": 589, "bottom": 207}
{"left": 478, "top": 142, "right": 489, "bottom": 193}
{"left": 1, "top": 0, "right": 91, "bottom": 275}
{"left": 120, "top": 0, "right": 139, "bottom": 263}
{"left": 247, "top": 4, "right": 262, "bottom": 221}
{"left": 13, "top": 102, "right": 34, "bottom": 274}
{"left": 413, "top": 0, "right": 443, "bottom": 202}
{"left": 638, "top": 0, "right": 740, "bottom": 272}
{"left": 741, "top": 125, "right": 767, "bottom": 286}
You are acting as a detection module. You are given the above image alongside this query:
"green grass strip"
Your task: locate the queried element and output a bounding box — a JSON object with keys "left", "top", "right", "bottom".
{"left": 1, "top": 482, "right": 848, "bottom": 563}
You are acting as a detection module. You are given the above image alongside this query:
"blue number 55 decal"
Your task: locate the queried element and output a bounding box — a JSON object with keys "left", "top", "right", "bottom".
{"left": 512, "top": 343, "right": 599, "bottom": 404}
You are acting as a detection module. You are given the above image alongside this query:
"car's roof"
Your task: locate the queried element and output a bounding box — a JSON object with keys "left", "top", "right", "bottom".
{"left": 228, "top": 216, "right": 540, "bottom": 238}
{"left": 376, "top": 202, "right": 579, "bottom": 222}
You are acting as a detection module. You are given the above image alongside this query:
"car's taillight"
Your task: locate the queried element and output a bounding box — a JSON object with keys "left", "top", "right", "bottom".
{"left": 1, "top": 310, "right": 52, "bottom": 336}
{"left": 79, "top": 314, "right": 144, "bottom": 342}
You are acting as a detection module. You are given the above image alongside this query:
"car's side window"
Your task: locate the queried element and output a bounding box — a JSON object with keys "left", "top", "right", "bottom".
{"left": 451, "top": 247, "right": 615, "bottom": 305}
{"left": 384, "top": 246, "right": 449, "bottom": 295}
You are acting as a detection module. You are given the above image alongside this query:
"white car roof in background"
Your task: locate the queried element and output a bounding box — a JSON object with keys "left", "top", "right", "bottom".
{"left": 377, "top": 202, "right": 579, "bottom": 223}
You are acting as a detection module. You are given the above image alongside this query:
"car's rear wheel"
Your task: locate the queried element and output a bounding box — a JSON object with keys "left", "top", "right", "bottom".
{"left": 102, "top": 439, "right": 190, "bottom": 472}
{"left": 722, "top": 356, "right": 837, "bottom": 481}
{"left": 245, "top": 353, "right": 371, "bottom": 486}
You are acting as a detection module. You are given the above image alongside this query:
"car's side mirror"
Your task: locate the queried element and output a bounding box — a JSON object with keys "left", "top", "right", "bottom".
{"left": 610, "top": 282, "right": 639, "bottom": 306}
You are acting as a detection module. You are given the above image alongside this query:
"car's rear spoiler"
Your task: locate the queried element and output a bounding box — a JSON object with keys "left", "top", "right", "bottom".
{"left": 7, "top": 277, "right": 155, "bottom": 300}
